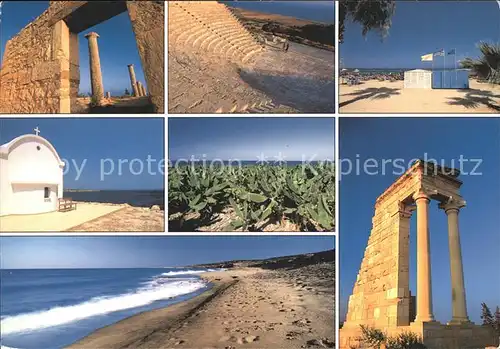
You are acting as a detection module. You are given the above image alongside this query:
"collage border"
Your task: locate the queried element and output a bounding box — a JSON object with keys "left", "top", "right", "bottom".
{"left": 1, "top": 2, "right": 499, "bottom": 348}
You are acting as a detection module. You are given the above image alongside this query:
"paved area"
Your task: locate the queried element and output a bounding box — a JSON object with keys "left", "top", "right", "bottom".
{"left": 0, "top": 203, "right": 123, "bottom": 232}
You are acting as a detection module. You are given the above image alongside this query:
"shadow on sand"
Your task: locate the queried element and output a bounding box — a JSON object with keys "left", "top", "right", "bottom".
{"left": 238, "top": 69, "right": 335, "bottom": 113}
{"left": 339, "top": 87, "right": 401, "bottom": 108}
{"left": 447, "top": 89, "right": 500, "bottom": 112}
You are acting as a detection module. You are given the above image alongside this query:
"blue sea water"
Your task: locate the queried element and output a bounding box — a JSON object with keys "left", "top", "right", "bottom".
{"left": 0, "top": 268, "right": 216, "bottom": 349}
{"left": 63, "top": 190, "right": 164, "bottom": 208}
{"left": 223, "top": 1, "right": 335, "bottom": 24}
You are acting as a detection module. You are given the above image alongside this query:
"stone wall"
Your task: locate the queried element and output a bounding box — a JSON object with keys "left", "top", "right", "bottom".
{"left": 0, "top": 7, "right": 67, "bottom": 113}
{"left": 344, "top": 172, "right": 420, "bottom": 329}
{"left": 340, "top": 321, "right": 498, "bottom": 349}
{"left": 126, "top": 1, "right": 165, "bottom": 113}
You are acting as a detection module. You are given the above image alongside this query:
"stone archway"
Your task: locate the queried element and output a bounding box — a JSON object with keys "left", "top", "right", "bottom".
{"left": 0, "top": 1, "right": 164, "bottom": 113}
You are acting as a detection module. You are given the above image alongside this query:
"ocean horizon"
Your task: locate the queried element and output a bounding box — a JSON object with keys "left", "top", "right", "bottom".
{"left": 62, "top": 190, "right": 164, "bottom": 208}
{"left": 0, "top": 268, "right": 220, "bottom": 349}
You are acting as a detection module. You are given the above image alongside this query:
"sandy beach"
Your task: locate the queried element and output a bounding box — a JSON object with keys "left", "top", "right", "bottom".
{"left": 0, "top": 202, "right": 164, "bottom": 232}
{"left": 68, "top": 251, "right": 335, "bottom": 349}
{"left": 339, "top": 79, "right": 499, "bottom": 113}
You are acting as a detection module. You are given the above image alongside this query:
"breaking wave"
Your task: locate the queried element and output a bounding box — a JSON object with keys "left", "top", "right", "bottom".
{"left": 161, "top": 268, "right": 224, "bottom": 276}
{"left": 0, "top": 277, "right": 206, "bottom": 336}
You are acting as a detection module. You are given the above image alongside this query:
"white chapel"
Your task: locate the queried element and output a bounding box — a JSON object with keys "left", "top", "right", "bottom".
{"left": 0, "top": 127, "right": 65, "bottom": 216}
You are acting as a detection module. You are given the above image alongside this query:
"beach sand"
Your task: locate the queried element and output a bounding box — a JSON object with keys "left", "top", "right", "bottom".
{"left": 339, "top": 80, "right": 499, "bottom": 113}
{"left": 0, "top": 203, "right": 164, "bottom": 232}
{"left": 0, "top": 203, "right": 122, "bottom": 232}
{"left": 68, "top": 261, "right": 335, "bottom": 348}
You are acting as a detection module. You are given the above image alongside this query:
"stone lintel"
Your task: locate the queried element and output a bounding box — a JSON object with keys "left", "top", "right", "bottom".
{"left": 49, "top": 1, "right": 127, "bottom": 33}
{"left": 375, "top": 160, "right": 462, "bottom": 209}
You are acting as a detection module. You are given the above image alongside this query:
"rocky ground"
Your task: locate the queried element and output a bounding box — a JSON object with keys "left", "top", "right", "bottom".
{"left": 69, "top": 250, "right": 335, "bottom": 349}
{"left": 68, "top": 204, "right": 164, "bottom": 232}
{"left": 231, "top": 7, "right": 335, "bottom": 51}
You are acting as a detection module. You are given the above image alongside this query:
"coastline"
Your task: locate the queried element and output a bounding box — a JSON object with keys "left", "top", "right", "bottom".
{"left": 67, "top": 262, "right": 335, "bottom": 348}
{"left": 67, "top": 270, "right": 238, "bottom": 348}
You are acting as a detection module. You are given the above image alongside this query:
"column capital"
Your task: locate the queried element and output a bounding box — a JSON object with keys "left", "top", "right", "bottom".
{"left": 413, "top": 189, "right": 431, "bottom": 203}
{"left": 392, "top": 200, "right": 412, "bottom": 218}
{"left": 85, "top": 32, "right": 100, "bottom": 39}
{"left": 439, "top": 197, "right": 466, "bottom": 214}
{"left": 127, "top": 64, "right": 134, "bottom": 68}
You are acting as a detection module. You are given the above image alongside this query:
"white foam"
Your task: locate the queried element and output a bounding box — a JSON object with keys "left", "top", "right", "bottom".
{"left": 0, "top": 278, "right": 206, "bottom": 336}
{"left": 161, "top": 268, "right": 224, "bottom": 276}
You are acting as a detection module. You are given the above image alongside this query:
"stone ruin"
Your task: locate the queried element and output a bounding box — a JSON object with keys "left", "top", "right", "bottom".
{"left": 168, "top": 1, "right": 334, "bottom": 113}
{"left": 340, "top": 160, "right": 498, "bottom": 349}
{"left": 0, "top": 1, "right": 164, "bottom": 113}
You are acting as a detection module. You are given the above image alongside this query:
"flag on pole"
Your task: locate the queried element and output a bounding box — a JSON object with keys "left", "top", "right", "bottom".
{"left": 421, "top": 53, "right": 434, "bottom": 62}
{"left": 434, "top": 49, "right": 445, "bottom": 57}
{"left": 447, "top": 49, "right": 456, "bottom": 55}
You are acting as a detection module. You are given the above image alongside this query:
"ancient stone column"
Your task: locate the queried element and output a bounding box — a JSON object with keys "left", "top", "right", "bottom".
{"left": 127, "top": 64, "right": 139, "bottom": 97}
{"left": 106, "top": 92, "right": 111, "bottom": 99}
{"left": 140, "top": 84, "right": 147, "bottom": 96}
{"left": 440, "top": 199, "right": 469, "bottom": 324}
{"left": 413, "top": 189, "right": 435, "bottom": 323}
{"left": 84, "top": 32, "right": 104, "bottom": 105}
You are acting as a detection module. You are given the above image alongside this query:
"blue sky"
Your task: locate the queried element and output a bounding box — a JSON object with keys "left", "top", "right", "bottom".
{"left": 341, "top": 1, "right": 500, "bottom": 69}
{"left": 1, "top": 1, "right": 146, "bottom": 96}
{"left": 339, "top": 117, "right": 500, "bottom": 324}
{"left": 0, "top": 236, "right": 334, "bottom": 269}
{"left": 224, "top": 1, "right": 335, "bottom": 23}
{"left": 169, "top": 118, "right": 335, "bottom": 161}
{"left": 0, "top": 118, "right": 164, "bottom": 190}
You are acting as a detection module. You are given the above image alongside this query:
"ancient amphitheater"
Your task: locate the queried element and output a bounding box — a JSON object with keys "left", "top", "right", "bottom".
{"left": 168, "top": 1, "right": 335, "bottom": 113}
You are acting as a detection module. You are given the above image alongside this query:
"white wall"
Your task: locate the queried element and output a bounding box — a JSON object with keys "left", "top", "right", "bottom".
{"left": 0, "top": 136, "right": 64, "bottom": 216}
{"left": 0, "top": 157, "right": 9, "bottom": 216}
{"left": 11, "top": 184, "right": 58, "bottom": 214}
{"left": 404, "top": 70, "right": 432, "bottom": 89}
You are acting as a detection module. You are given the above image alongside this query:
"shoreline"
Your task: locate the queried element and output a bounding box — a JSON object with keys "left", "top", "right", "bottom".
{"left": 67, "top": 271, "right": 237, "bottom": 348}
{"left": 66, "top": 270, "right": 245, "bottom": 348}
{"left": 67, "top": 264, "right": 335, "bottom": 348}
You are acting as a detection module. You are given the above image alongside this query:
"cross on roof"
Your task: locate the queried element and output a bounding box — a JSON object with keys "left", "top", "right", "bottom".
{"left": 34, "top": 127, "right": 40, "bottom": 136}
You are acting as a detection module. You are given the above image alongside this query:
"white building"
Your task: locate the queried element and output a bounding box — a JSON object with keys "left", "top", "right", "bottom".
{"left": 404, "top": 69, "right": 432, "bottom": 89}
{"left": 0, "top": 128, "right": 65, "bottom": 216}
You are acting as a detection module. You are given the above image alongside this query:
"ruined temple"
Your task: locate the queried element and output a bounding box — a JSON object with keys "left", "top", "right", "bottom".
{"left": 340, "top": 160, "right": 498, "bottom": 349}
{"left": 0, "top": 1, "right": 164, "bottom": 113}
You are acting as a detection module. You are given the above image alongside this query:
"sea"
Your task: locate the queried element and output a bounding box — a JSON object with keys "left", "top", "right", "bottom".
{"left": 342, "top": 68, "right": 467, "bottom": 74}
{"left": 0, "top": 268, "right": 219, "bottom": 349}
{"left": 62, "top": 190, "right": 164, "bottom": 208}
{"left": 222, "top": 1, "right": 335, "bottom": 24}
{"left": 169, "top": 160, "right": 334, "bottom": 167}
